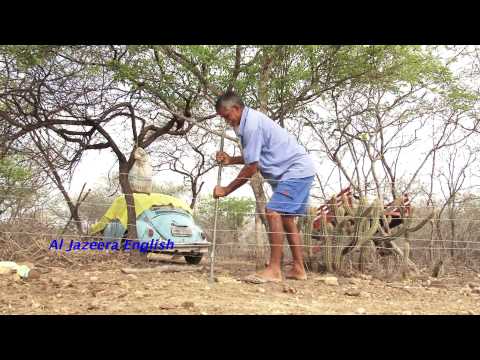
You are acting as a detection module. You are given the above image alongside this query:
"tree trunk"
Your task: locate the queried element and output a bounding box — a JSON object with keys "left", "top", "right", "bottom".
{"left": 190, "top": 180, "right": 200, "bottom": 210}
{"left": 190, "top": 188, "right": 197, "bottom": 210}
{"left": 61, "top": 184, "right": 91, "bottom": 236}
{"left": 250, "top": 48, "right": 275, "bottom": 269}
{"left": 55, "top": 175, "right": 84, "bottom": 235}
{"left": 119, "top": 161, "right": 138, "bottom": 243}
{"left": 449, "top": 206, "right": 455, "bottom": 258}
{"left": 250, "top": 172, "right": 268, "bottom": 269}
{"left": 39, "top": 146, "right": 84, "bottom": 235}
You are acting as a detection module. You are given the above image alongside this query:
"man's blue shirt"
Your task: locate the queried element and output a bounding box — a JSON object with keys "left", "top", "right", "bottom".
{"left": 236, "top": 106, "right": 316, "bottom": 185}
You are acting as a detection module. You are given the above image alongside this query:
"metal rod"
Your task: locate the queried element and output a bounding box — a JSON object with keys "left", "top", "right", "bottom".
{"left": 209, "top": 128, "right": 225, "bottom": 283}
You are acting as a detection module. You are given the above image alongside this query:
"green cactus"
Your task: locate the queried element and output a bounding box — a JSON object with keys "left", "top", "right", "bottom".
{"left": 342, "top": 193, "right": 354, "bottom": 217}
{"left": 386, "top": 253, "right": 397, "bottom": 275}
{"left": 314, "top": 188, "right": 428, "bottom": 275}
{"left": 334, "top": 216, "right": 348, "bottom": 271}
{"left": 349, "top": 199, "right": 381, "bottom": 255}
{"left": 360, "top": 240, "right": 375, "bottom": 273}
{"left": 362, "top": 199, "right": 381, "bottom": 241}
{"left": 336, "top": 206, "right": 345, "bottom": 218}
{"left": 316, "top": 193, "right": 379, "bottom": 273}
{"left": 301, "top": 207, "right": 317, "bottom": 270}
{"left": 320, "top": 215, "right": 334, "bottom": 273}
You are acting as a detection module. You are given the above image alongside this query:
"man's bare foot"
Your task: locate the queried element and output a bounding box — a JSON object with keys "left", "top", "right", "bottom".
{"left": 285, "top": 265, "right": 307, "bottom": 280}
{"left": 244, "top": 266, "right": 283, "bottom": 283}
{"left": 257, "top": 267, "right": 283, "bottom": 282}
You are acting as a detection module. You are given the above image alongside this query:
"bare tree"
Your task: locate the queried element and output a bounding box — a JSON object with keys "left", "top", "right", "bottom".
{"left": 303, "top": 68, "right": 479, "bottom": 272}
{"left": 0, "top": 46, "right": 213, "bottom": 248}
{"left": 153, "top": 129, "right": 217, "bottom": 209}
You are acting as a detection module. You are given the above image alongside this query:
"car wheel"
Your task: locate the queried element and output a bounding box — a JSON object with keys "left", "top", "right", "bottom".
{"left": 185, "top": 253, "right": 203, "bottom": 265}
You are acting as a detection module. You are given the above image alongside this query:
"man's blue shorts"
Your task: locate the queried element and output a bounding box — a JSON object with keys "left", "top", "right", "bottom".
{"left": 266, "top": 176, "right": 314, "bottom": 215}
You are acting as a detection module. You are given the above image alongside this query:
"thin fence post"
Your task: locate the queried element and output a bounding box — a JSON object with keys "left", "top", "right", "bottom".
{"left": 209, "top": 129, "right": 225, "bottom": 283}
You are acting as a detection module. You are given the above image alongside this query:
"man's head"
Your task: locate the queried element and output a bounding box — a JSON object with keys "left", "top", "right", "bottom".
{"left": 215, "top": 91, "right": 245, "bottom": 127}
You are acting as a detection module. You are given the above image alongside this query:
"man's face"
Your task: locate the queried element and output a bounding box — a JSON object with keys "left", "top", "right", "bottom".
{"left": 217, "top": 105, "right": 242, "bottom": 127}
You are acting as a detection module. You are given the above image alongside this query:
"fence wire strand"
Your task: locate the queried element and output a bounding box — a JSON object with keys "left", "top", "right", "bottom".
{"left": 1, "top": 229, "right": 480, "bottom": 248}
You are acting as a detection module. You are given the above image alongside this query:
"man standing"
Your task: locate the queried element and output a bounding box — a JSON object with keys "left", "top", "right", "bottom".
{"left": 213, "top": 91, "right": 316, "bottom": 282}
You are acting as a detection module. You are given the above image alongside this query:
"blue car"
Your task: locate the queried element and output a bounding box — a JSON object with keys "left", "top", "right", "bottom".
{"left": 96, "top": 199, "right": 210, "bottom": 264}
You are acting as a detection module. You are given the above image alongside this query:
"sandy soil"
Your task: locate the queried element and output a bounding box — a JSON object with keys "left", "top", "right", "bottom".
{"left": 2, "top": 255, "right": 480, "bottom": 315}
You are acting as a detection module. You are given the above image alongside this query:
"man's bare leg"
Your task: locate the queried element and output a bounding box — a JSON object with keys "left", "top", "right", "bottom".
{"left": 282, "top": 215, "right": 307, "bottom": 280}
{"left": 253, "top": 209, "right": 284, "bottom": 282}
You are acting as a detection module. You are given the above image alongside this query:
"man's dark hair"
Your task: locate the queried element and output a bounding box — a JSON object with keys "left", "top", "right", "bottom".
{"left": 215, "top": 91, "right": 245, "bottom": 112}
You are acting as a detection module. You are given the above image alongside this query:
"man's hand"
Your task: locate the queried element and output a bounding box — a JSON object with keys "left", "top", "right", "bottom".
{"left": 213, "top": 185, "right": 228, "bottom": 199}
{"left": 216, "top": 151, "right": 232, "bottom": 165}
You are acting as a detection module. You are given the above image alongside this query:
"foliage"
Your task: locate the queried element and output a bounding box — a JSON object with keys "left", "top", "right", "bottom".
{"left": 194, "top": 195, "right": 256, "bottom": 241}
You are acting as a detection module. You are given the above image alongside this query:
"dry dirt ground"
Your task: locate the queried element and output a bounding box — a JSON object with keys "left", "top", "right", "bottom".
{"left": 2, "top": 254, "right": 480, "bottom": 315}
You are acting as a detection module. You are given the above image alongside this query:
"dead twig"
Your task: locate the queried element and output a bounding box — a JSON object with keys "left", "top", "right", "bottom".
{"left": 385, "top": 284, "right": 414, "bottom": 294}
{"left": 121, "top": 265, "right": 203, "bottom": 274}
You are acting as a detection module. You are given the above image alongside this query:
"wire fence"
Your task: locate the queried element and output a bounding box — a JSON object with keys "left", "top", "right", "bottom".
{"left": 1, "top": 207, "right": 469, "bottom": 228}
{"left": 0, "top": 195, "right": 480, "bottom": 222}
{"left": 1, "top": 223, "right": 480, "bottom": 244}
{"left": 3, "top": 184, "right": 480, "bottom": 276}
{"left": 1, "top": 213, "right": 480, "bottom": 250}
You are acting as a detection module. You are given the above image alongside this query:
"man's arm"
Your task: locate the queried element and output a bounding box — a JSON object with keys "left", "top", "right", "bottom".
{"left": 214, "top": 118, "right": 262, "bottom": 198}
{"left": 225, "top": 162, "right": 257, "bottom": 194}
{"left": 213, "top": 162, "right": 258, "bottom": 198}
{"left": 229, "top": 156, "right": 244, "bottom": 165}
{"left": 216, "top": 151, "right": 244, "bottom": 165}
